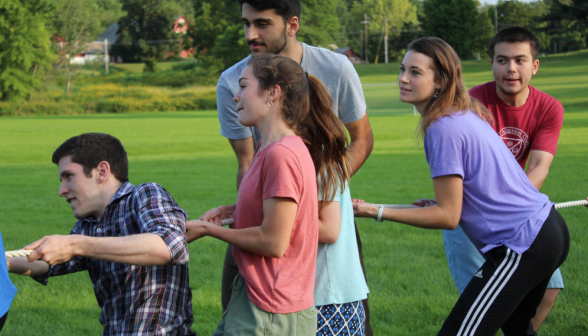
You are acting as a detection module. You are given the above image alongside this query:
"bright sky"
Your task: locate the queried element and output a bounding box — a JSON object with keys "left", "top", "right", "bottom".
{"left": 479, "top": 0, "right": 539, "bottom": 4}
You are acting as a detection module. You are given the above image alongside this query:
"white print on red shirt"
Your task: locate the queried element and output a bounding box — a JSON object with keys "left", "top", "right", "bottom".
{"left": 498, "top": 127, "right": 530, "bottom": 161}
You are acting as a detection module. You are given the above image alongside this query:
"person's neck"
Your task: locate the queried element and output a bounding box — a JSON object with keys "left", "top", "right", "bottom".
{"left": 278, "top": 39, "right": 303, "bottom": 64}
{"left": 496, "top": 83, "right": 530, "bottom": 107}
{"left": 94, "top": 180, "right": 124, "bottom": 219}
{"left": 413, "top": 99, "right": 431, "bottom": 115}
{"left": 256, "top": 117, "right": 296, "bottom": 151}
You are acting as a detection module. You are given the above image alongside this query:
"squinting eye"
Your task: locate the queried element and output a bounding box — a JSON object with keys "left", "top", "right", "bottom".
{"left": 412, "top": 71, "right": 420, "bottom": 75}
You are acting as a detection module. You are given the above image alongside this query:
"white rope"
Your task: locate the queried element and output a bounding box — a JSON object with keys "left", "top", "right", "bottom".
{"left": 217, "top": 200, "right": 586, "bottom": 227}
{"left": 555, "top": 199, "right": 588, "bottom": 209}
{"left": 373, "top": 203, "right": 419, "bottom": 209}
{"left": 4, "top": 249, "right": 33, "bottom": 259}
{"left": 7, "top": 200, "right": 581, "bottom": 256}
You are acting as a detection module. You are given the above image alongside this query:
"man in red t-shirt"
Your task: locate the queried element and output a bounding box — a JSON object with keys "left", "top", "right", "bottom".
{"left": 442, "top": 27, "right": 582, "bottom": 333}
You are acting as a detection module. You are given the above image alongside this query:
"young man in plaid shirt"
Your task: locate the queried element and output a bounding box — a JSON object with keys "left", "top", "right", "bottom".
{"left": 8, "top": 133, "right": 195, "bottom": 336}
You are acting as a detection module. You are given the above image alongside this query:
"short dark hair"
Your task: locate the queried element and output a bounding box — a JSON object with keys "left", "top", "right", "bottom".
{"left": 238, "top": 0, "right": 301, "bottom": 22}
{"left": 489, "top": 27, "right": 539, "bottom": 60}
{"left": 52, "top": 133, "right": 129, "bottom": 182}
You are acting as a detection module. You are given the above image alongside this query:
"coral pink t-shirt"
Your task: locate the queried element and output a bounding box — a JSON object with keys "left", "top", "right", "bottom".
{"left": 233, "top": 135, "right": 318, "bottom": 314}
{"left": 469, "top": 82, "right": 564, "bottom": 169}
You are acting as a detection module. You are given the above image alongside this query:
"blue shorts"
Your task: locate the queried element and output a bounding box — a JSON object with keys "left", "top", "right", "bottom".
{"left": 443, "top": 224, "right": 564, "bottom": 294}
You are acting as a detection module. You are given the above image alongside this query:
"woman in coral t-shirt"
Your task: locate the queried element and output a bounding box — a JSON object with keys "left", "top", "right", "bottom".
{"left": 186, "top": 54, "right": 351, "bottom": 336}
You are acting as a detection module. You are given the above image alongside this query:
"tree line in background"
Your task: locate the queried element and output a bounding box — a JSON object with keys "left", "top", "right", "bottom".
{"left": 1, "top": 0, "right": 587, "bottom": 102}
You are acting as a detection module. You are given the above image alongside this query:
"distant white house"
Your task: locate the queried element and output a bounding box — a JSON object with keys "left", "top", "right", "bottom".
{"left": 71, "top": 23, "right": 119, "bottom": 65}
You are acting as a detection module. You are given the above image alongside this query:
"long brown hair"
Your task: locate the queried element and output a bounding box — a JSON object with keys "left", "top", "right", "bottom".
{"left": 248, "top": 54, "right": 351, "bottom": 204}
{"left": 408, "top": 37, "right": 494, "bottom": 139}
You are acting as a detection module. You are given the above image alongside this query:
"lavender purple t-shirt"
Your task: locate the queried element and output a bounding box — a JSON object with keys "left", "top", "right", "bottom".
{"left": 424, "top": 110, "right": 553, "bottom": 254}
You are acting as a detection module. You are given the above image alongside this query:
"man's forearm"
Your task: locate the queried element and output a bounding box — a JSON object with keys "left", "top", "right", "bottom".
{"left": 347, "top": 131, "right": 374, "bottom": 175}
{"left": 7, "top": 257, "right": 49, "bottom": 277}
{"left": 74, "top": 234, "right": 172, "bottom": 266}
{"left": 345, "top": 114, "right": 374, "bottom": 175}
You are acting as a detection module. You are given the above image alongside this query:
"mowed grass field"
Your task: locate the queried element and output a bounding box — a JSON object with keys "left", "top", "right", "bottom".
{"left": 1, "top": 50, "right": 587, "bottom": 335}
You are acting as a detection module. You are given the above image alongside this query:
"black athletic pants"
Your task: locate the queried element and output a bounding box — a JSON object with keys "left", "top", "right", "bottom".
{"left": 0, "top": 312, "right": 8, "bottom": 332}
{"left": 220, "top": 221, "right": 373, "bottom": 336}
{"left": 439, "top": 206, "right": 569, "bottom": 336}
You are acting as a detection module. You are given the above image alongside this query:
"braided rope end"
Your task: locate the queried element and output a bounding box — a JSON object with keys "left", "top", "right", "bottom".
{"left": 5, "top": 249, "right": 33, "bottom": 259}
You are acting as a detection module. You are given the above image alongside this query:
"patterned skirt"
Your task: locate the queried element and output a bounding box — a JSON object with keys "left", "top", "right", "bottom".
{"left": 316, "top": 301, "right": 365, "bottom": 336}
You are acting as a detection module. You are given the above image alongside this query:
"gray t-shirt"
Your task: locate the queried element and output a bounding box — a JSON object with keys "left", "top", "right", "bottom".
{"left": 216, "top": 43, "right": 367, "bottom": 144}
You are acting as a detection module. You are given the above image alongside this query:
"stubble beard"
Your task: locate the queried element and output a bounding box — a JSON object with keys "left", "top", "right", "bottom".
{"left": 249, "top": 28, "right": 288, "bottom": 55}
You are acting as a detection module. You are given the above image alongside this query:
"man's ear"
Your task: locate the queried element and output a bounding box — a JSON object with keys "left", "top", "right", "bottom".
{"left": 95, "top": 161, "right": 111, "bottom": 184}
{"left": 532, "top": 59, "right": 539, "bottom": 76}
{"left": 287, "top": 16, "right": 299, "bottom": 37}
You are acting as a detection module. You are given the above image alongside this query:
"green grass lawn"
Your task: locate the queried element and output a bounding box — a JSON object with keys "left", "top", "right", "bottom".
{"left": 1, "top": 51, "right": 587, "bottom": 335}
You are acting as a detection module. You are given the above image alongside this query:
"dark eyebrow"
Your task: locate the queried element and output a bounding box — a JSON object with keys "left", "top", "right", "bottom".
{"left": 242, "top": 18, "right": 273, "bottom": 24}
{"left": 399, "top": 63, "right": 424, "bottom": 71}
{"left": 496, "top": 54, "right": 529, "bottom": 59}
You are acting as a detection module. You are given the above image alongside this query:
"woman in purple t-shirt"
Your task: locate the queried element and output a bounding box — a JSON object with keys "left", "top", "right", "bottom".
{"left": 353, "top": 37, "right": 569, "bottom": 336}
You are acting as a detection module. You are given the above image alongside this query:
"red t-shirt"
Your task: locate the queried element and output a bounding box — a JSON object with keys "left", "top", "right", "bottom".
{"left": 233, "top": 135, "right": 318, "bottom": 314}
{"left": 469, "top": 82, "right": 564, "bottom": 169}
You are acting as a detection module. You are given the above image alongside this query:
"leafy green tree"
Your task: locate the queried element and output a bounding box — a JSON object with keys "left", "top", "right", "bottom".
{"left": 299, "top": 0, "right": 339, "bottom": 47}
{"left": 349, "top": 0, "right": 418, "bottom": 62}
{"left": 210, "top": 24, "right": 250, "bottom": 70}
{"left": 471, "top": 1, "right": 494, "bottom": 60}
{"left": 95, "top": 0, "right": 126, "bottom": 30}
{"left": 111, "top": 0, "right": 183, "bottom": 72}
{"left": 184, "top": 0, "right": 242, "bottom": 61}
{"left": 0, "top": 0, "right": 54, "bottom": 101}
{"left": 540, "top": 0, "right": 588, "bottom": 52}
{"left": 423, "top": 0, "right": 479, "bottom": 59}
{"left": 50, "top": 0, "right": 103, "bottom": 96}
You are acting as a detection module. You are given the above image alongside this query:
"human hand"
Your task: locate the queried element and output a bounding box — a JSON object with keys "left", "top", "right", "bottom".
{"left": 585, "top": 196, "right": 588, "bottom": 208}
{"left": 25, "top": 235, "right": 81, "bottom": 265}
{"left": 199, "top": 206, "right": 235, "bottom": 226}
{"left": 351, "top": 198, "right": 365, "bottom": 203}
{"left": 186, "top": 220, "right": 214, "bottom": 243}
{"left": 412, "top": 198, "right": 437, "bottom": 207}
{"left": 352, "top": 200, "right": 377, "bottom": 218}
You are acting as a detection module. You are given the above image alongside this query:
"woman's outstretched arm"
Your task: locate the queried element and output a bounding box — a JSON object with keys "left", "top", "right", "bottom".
{"left": 353, "top": 175, "right": 463, "bottom": 230}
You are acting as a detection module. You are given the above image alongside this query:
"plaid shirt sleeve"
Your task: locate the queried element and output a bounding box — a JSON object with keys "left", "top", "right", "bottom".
{"left": 134, "top": 183, "right": 189, "bottom": 265}
{"left": 31, "top": 221, "right": 91, "bottom": 285}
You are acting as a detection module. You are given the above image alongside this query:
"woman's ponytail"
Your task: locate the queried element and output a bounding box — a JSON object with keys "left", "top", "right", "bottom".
{"left": 301, "top": 75, "right": 351, "bottom": 204}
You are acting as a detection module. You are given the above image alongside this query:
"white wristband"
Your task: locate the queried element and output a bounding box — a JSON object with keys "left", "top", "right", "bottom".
{"left": 376, "top": 205, "right": 384, "bottom": 222}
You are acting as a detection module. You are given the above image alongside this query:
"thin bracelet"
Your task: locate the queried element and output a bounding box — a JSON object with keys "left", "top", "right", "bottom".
{"left": 376, "top": 205, "right": 384, "bottom": 222}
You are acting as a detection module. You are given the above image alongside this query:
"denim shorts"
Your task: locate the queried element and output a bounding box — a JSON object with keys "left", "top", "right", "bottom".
{"left": 443, "top": 224, "right": 564, "bottom": 294}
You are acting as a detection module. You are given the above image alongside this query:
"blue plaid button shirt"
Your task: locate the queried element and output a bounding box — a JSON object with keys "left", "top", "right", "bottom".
{"left": 33, "top": 182, "right": 195, "bottom": 335}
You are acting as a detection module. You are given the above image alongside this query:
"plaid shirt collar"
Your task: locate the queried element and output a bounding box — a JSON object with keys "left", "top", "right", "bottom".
{"left": 109, "top": 181, "right": 135, "bottom": 205}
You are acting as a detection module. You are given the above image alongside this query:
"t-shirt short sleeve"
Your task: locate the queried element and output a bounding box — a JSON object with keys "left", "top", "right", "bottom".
{"left": 425, "top": 119, "right": 465, "bottom": 179}
{"left": 530, "top": 99, "right": 564, "bottom": 155}
{"left": 217, "top": 69, "right": 252, "bottom": 140}
{"left": 336, "top": 59, "right": 367, "bottom": 124}
{"left": 317, "top": 178, "right": 343, "bottom": 203}
{"left": 261, "top": 145, "right": 304, "bottom": 203}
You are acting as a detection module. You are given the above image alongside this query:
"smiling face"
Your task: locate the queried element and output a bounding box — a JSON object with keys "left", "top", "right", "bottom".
{"left": 234, "top": 65, "right": 271, "bottom": 127}
{"left": 491, "top": 42, "right": 539, "bottom": 103}
{"left": 398, "top": 50, "right": 440, "bottom": 113}
{"left": 242, "top": 4, "right": 290, "bottom": 55}
{"left": 58, "top": 155, "right": 104, "bottom": 220}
